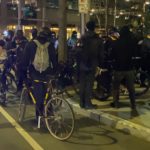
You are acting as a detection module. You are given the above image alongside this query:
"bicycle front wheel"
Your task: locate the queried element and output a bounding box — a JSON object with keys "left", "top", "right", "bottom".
{"left": 18, "top": 88, "right": 28, "bottom": 122}
{"left": 45, "top": 97, "right": 75, "bottom": 141}
{"left": 6, "top": 73, "right": 17, "bottom": 94}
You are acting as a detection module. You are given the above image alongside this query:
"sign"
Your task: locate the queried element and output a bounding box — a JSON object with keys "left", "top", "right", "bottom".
{"left": 78, "top": 0, "right": 90, "bottom": 14}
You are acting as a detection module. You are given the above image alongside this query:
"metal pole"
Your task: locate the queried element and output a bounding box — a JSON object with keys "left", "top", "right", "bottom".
{"left": 42, "top": 0, "right": 46, "bottom": 27}
{"left": 18, "top": 0, "right": 22, "bottom": 30}
{"left": 105, "top": 0, "right": 108, "bottom": 35}
{"left": 81, "top": 13, "right": 85, "bottom": 35}
{"left": 114, "top": 0, "right": 117, "bottom": 27}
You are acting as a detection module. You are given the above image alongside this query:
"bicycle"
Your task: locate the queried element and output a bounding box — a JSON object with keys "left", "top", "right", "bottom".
{"left": 93, "top": 57, "right": 150, "bottom": 101}
{"left": 18, "top": 76, "right": 75, "bottom": 141}
{"left": 57, "top": 62, "right": 79, "bottom": 97}
{"left": 1, "top": 50, "right": 18, "bottom": 94}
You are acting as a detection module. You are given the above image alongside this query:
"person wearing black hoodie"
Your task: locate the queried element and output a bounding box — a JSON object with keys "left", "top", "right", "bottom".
{"left": 110, "top": 25, "right": 137, "bottom": 110}
{"left": 79, "top": 21, "right": 104, "bottom": 109}
{"left": 22, "top": 28, "right": 57, "bottom": 121}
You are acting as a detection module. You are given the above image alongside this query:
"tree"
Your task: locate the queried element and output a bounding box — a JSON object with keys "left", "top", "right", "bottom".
{"left": 58, "top": 0, "right": 67, "bottom": 62}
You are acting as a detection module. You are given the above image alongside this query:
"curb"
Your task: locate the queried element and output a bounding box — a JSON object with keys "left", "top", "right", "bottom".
{"left": 67, "top": 98, "right": 150, "bottom": 142}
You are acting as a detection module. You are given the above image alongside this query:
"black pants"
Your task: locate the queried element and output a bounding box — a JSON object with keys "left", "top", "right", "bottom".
{"left": 32, "top": 81, "right": 47, "bottom": 119}
{"left": 30, "top": 71, "right": 47, "bottom": 120}
{"left": 16, "top": 65, "right": 26, "bottom": 91}
{"left": 112, "top": 70, "right": 136, "bottom": 108}
{"left": 79, "top": 71, "right": 95, "bottom": 107}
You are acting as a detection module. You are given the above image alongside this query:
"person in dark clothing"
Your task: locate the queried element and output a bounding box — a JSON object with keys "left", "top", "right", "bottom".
{"left": 22, "top": 29, "right": 57, "bottom": 120}
{"left": 96, "top": 27, "right": 120, "bottom": 98}
{"left": 31, "top": 28, "right": 38, "bottom": 40}
{"left": 79, "top": 21, "right": 104, "bottom": 109}
{"left": 4, "top": 30, "right": 15, "bottom": 53}
{"left": 13, "top": 30, "right": 28, "bottom": 91}
{"left": 4, "top": 30, "right": 16, "bottom": 68}
{"left": 67, "top": 30, "right": 78, "bottom": 66}
{"left": 140, "top": 32, "right": 150, "bottom": 86}
{"left": 110, "top": 25, "right": 137, "bottom": 110}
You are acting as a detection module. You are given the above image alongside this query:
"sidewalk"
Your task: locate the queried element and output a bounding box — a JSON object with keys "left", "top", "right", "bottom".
{"left": 66, "top": 91, "right": 150, "bottom": 142}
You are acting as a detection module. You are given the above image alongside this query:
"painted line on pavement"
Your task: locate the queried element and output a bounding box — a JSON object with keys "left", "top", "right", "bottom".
{"left": 0, "top": 106, "right": 44, "bottom": 150}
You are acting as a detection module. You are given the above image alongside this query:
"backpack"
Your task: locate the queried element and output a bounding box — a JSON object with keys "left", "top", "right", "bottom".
{"left": 32, "top": 40, "right": 50, "bottom": 73}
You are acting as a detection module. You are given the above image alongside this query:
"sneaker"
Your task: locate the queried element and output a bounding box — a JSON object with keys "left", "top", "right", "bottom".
{"left": 131, "top": 109, "right": 139, "bottom": 117}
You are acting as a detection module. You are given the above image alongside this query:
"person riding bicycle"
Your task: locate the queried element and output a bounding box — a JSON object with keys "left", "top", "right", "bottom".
{"left": 22, "top": 28, "right": 57, "bottom": 121}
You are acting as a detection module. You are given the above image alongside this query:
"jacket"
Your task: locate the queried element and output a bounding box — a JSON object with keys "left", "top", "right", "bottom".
{"left": 111, "top": 34, "right": 137, "bottom": 71}
{"left": 80, "top": 31, "right": 104, "bottom": 72}
{"left": 22, "top": 39, "right": 57, "bottom": 79}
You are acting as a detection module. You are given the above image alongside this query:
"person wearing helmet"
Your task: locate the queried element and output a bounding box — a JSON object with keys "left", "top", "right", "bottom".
{"left": 4, "top": 30, "right": 15, "bottom": 54}
{"left": 22, "top": 27, "right": 57, "bottom": 122}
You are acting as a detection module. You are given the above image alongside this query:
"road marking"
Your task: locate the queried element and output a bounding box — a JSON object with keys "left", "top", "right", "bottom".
{"left": 0, "top": 106, "right": 44, "bottom": 150}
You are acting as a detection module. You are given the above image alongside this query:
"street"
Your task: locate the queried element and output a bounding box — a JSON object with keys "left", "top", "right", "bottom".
{"left": 0, "top": 93, "right": 150, "bottom": 150}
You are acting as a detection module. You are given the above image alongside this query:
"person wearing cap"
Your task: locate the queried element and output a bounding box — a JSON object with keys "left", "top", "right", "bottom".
{"left": 79, "top": 20, "right": 104, "bottom": 109}
{"left": 110, "top": 25, "right": 137, "bottom": 111}
{"left": 22, "top": 27, "right": 57, "bottom": 120}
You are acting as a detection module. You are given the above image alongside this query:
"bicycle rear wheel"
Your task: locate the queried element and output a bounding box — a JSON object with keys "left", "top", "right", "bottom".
{"left": 135, "top": 71, "right": 150, "bottom": 97}
{"left": 45, "top": 97, "right": 75, "bottom": 141}
{"left": 18, "top": 88, "right": 28, "bottom": 122}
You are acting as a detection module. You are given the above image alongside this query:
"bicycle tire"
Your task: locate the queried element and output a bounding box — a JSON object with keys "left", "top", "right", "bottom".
{"left": 135, "top": 71, "right": 150, "bottom": 97}
{"left": 45, "top": 96, "right": 75, "bottom": 141}
{"left": 6, "top": 72, "right": 17, "bottom": 94}
{"left": 18, "top": 88, "right": 27, "bottom": 122}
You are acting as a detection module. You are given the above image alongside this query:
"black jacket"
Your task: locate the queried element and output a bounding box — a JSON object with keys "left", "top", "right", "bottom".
{"left": 111, "top": 34, "right": 137, "bottom": 71}
{"left": 80, "top": 31, "right": 104, "bottom": 72}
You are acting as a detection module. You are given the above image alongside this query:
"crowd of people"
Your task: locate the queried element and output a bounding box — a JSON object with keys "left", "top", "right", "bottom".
{"left": 0, "top": 21, "right": 150, "bottom": 120}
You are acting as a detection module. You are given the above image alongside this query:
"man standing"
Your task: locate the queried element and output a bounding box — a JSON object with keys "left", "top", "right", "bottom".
{"left": 110, "top": 26, "right": 137, "bottom": 110}
{"left": 79, "top": 21, "right": 104, "bottom": 109}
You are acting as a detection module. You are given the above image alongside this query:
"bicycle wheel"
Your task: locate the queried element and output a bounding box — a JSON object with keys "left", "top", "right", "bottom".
{"left": 6, "top": 73, "right": 17, "bottom": 94}
{"left": 18, "top": 88, "right": 28, "bottom": 122}
{"left": 45, "top": 96, "right": 75, "bottom": 140}
{"left": 135, "top": 71, "right": 150, "bottom": 97}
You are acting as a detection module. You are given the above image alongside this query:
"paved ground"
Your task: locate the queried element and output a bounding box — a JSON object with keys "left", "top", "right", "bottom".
{"left": 64, "top": 88, "right": 150, "bottom": 142}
